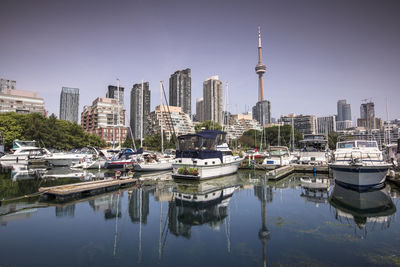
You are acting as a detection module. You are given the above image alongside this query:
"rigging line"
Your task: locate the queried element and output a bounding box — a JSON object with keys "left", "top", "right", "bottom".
{"left": 160, "top": 82, "right": 177, "bottom": 142}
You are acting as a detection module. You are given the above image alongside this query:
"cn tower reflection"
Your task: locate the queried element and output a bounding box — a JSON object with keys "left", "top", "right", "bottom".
{"left": 254, "top": 177, "right": 272, "bottom": 267}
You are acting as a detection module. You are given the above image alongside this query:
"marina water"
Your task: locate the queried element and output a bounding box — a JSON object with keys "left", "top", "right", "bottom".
{"left": 1, "top": 167, "right": 400, "bottom": 266}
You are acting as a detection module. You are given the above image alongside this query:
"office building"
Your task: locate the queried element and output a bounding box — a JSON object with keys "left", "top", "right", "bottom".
{"left": 336, "top": 120, "right": 353, "bottom": 131}
{"left": 281, "top": 114, "right": 317, "bottom": 135}
{"left": 59, "top": 87, "right": 79, "bottom": 123}
{"left": 169, "top": 68, "right": 191, "bottom": 116}
{"left": 252, "top": 100, "right": 271, "bottom": 126}
{"left": 81, "top": 97, "right": 128, "bottom": 144}
{"left": 337, "top": 100, "right": 352, "bottom": 121}
{"left": 317, "top": 115, "right": 336, "bottom": 135}
{"left": 130, "top": 82, "right": 151, "bottom": 140}
{"left": 0, "top": 78, "right": 16, "bottom": 93}
{"left": 145, "top": 105, "right": 194, "bottom": 141}
{"left": 203, "top": 75, "right": 223, "bottom": 124}
{"left": 107, "top": 84, "right": 124, "bottom": 106}
{"left": 0, "top": 88, "right": 45, "bottom": 115}
{"left": 195, "top": 97, "right": 204, "bottom": 122}
{"left": 357, "top": 101, "right": 382, "bottom": 130}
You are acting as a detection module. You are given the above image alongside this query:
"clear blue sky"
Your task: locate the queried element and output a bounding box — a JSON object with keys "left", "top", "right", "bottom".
{"left": 1, "top": 0, "right": 399, "bottom": 123}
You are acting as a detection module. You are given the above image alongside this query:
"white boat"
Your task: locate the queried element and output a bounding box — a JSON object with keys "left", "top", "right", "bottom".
{"left": 0, "top": 140, "right": 49, "bottom": 163}
{"left": 298, "top": 135, "right": 329, "bottom": 165}
{"left": 134, "top": 155, "right": 174, "bottom": 172}
{"left": 172, "top": 130, "right": 243, "bottom": 180}
{"left": 262, "top": 146, "right": 293, "bottom": 169}
{"left": 330, "top": 140, "right": 391, "bottom": 188}
{"left": 46, "top": 147, "right": 97, "bottom": 167}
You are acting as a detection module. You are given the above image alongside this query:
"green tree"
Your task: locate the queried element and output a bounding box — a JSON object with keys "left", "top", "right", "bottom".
{"left": 328, "top": 131, "right": 339, "bottom": 150}
{"left": 194, "top": 120, "right": 222, "bottom": 132}
{"left": 0, "top": 112, "right": 106, "bottom": 151}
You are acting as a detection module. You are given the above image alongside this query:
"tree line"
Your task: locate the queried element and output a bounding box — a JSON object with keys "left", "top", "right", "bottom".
{"left": 0, "top": 112, "right": 106, "bottom": 151}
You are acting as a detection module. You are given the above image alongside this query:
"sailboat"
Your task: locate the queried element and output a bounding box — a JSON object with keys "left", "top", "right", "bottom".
{"left": 134, "top": 81, "right": 174, "bottom": 172}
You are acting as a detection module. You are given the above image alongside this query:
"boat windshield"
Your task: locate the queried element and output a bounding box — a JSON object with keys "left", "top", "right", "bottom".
{"left": 13, "top": 140, "right": 36, "bottom": 148}
{"left": 337, "top": 141, "right": 378, "bottom": 149}
{"left": 337, "top": 141, "right": 355, "bottom": 148}
{"left": 269, "top": 148, "right": 289, "bottom": 156}
{"left": 177, "top": 136, "right": 217, "bottom": 151}
{"left": 356, "top": 141, "right": 378, "bottom": 148}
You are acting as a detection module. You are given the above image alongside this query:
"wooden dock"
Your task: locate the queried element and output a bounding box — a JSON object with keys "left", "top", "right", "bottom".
{"left": 265, "top": 164, "right": 330, "bottom": 180}
{"left": 39, "top": 178, "right": 137, "bottom": 202}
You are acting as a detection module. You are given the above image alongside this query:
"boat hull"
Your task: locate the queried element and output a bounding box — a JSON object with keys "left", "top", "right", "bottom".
{"left": 134, "top": 162, "right": 173, "bottom": 172}
{"left": 331, "top": 164, "right": 390, "bottom": 188}
{"left": 46, "top": 158, "right": 83, "bottom": 167}
{"left": 172, "top": 159, "right": 242, "bottom": 180}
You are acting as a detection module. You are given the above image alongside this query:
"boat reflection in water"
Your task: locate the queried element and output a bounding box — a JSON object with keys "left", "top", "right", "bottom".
{"left": 329, "top": 183, "right": 396, "bottom": 235}
{"left": 300, "top": 177, "right": 331, "bottom": 205}
{"left": 169, "top": 175, "right": 239, "bottom": 239}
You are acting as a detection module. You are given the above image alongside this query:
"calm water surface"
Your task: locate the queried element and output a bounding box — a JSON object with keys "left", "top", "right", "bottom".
{"left": 1, "top": 166, "right": 400, "bottom": 267}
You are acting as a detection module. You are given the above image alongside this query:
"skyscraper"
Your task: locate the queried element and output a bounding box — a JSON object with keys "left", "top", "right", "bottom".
{"left": 357, "top": 101, "right": 381, "bottom": 130}
{"left": 195, "top": 97, "right": 204, "bottom": 122}
{"left": 59, "top": 87, "right": 79, "bottom": 123}
{"left": 169, "top": 68, "right": 191, "bottom": 116}
{"left": 337, "top": 99, "right": 351, "bottom": 121}
{"left": 107, "top": 84, "right": 124, "bottom": 106}
{"left": 253, "top": 26, "right": 271, "bottom": 126}
{"left": 203, "top": 76, "right": 223, "bottom": 124}
{"left": 130, "top": 82, "right": 151, "bottom": 140}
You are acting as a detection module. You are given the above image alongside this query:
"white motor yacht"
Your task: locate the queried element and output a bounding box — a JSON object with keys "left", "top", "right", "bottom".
{"left": 298, "top": 135, "right": 330, "bottom": 165}
{"left": 45, "top": 147, "right": 96, "bottom": 167}
{"left": 172, "top": 131, "right": 243, "bottom": 180}
{"left": 262, "top": 146, "right": 293, "bottom": 169}
{"left": 0, "top": 140, "right": 49, "bottom": 164}
{"left": 330, "top": 140, "right": 391, "bottom": 188}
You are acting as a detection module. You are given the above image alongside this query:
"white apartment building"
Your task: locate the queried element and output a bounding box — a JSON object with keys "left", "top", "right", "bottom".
{"left": 145, "top": 105, "right": 194, "bottom": 141}
{"left": 0, "top": 89, "right": 45, "bottom": 115}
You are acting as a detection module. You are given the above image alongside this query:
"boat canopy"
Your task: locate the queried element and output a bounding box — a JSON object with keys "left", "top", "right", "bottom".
{"left": 177, "top": 131, "right": 226, "bottom": 151}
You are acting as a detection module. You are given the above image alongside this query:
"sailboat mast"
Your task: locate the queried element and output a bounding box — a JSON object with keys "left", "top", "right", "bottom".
{"left": 117, "top": 79, "right": 121, "bottom": 148}
{"left": 140, "top": 80, "right": 144, "bottom": 148}
{"left": 160, "top": 81, "right": 164, "bottom": 154}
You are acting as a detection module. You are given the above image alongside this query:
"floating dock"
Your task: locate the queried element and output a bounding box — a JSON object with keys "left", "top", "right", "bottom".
{"left": 265, "top": 164, "right": 329, "bottom": 180}
{"left": 39, "top": 178, "right": 137, "bottom": 202}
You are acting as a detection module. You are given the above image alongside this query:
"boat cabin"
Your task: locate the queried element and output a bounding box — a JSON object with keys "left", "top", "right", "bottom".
{"left": 176, "top": 130, "right": 230, "bottom": 160}
{"left": 336, "top": 140, "right": 379, "bottom": 150}
{"left": 300, "top": 135, "right": 328, "bottom": 152}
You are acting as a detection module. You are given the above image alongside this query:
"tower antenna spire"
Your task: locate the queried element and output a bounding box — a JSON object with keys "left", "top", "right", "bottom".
{"left": 255, "top": 25, "right": 266, "bottom": 102}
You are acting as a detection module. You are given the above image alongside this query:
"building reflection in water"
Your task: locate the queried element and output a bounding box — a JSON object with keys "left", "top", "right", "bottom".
{"left": 254, "top": 177, "right": 273, "bottom": 267}
{"left": 329, "top": 183, "right": 396, "bottom": 237}
{"left": 168, "top": 176, "right": 238, "bottom": 245}
{"left": 55, "top": 204, "right": 75, "bottom": 217}
{"left": 88, "top": 192, "right": 122, "bottom": 219}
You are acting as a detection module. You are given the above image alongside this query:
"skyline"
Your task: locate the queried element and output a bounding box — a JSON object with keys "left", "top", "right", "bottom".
{"left": 1, "top": 0, "right": 400, "bottom": 122}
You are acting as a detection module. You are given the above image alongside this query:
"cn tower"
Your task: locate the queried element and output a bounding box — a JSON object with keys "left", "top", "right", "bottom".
{"left": 255, "top": 25, "right": 267, "bottom": 102}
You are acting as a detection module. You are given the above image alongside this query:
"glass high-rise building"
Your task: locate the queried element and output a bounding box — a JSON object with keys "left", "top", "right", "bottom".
{"left": 203, "top": 76, "right": 223, "bottom": 124}
{"left": 59, "top": 87, "right": 79, "bottom": 123}
{"left": 107, "top": 85, "right": 124, "bottom": 106}
{"left": 252, "top": 100, "right": 271, "bottom": 126}
{"left": 130, "top": 82, "right": 151, "bottom": 140}
{"left": 169, "top": 68, "right": 191, "bottom": 116}
{"left": 337, "top": 99, "right": 351, "bottom": 121}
